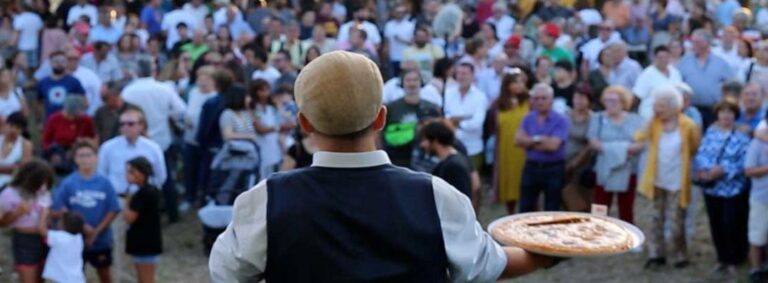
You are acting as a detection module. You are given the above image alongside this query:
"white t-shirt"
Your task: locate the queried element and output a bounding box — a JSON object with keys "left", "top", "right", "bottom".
{"left": 655, "top": 129, "right": 682, "bottom": 191}
{"left": 251, "top": 67, "right": 281, "bottom": 87}
{"left": 43, "top": 231, "right": 85, "bottom": 283}
{"left": 13, "top": 12, "right": 43, "bottom": 51}
{"left": 0, "top": 89, "right": 24, "bottom": 119}
{"left": 384, "top": 19, "right": 415, "bottom": 61}
{"left": 73, "top": 66, "right": 103, "bottom": 116}
{"left": 66, "top": 4, "right": 98, "bottom": 26}
{"left": 121, "top": 78, "right": 187, "bottom": 150}
{"left": 161, "top": 9, "right": 199, "bottom": 50}
{"left": 486, "top": 15, "right": 515, "bottom": 42}
{"left": 632, "top": 65, "right": 682, "bottom": 121}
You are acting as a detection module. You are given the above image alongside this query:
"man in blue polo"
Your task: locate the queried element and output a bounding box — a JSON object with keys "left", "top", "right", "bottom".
{"left": 209, "top": 51, "right": 556, "bottom": 282}
{"left": 515, "top": 83, "right": 570, "bottom": 213}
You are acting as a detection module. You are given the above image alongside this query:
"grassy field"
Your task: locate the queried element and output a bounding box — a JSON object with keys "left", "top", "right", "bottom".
{"left": 0, "top": 189, "right": 752, "bottom": 283}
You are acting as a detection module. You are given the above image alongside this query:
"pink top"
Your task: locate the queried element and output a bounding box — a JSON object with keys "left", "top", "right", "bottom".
{"left": 40, "top": 29, "right": 70, "bottom": 61}
{"left": 0, "top": 187, "right": 51, "bottom": 229}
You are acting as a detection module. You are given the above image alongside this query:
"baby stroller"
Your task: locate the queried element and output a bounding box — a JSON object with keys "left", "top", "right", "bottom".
{"left": 199, "top": 139, "right": 260, "bottom": 256}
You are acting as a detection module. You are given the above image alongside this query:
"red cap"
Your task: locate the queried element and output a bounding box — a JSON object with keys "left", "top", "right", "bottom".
{"left": 542, "top": 23, "right": 560, "bottom": 38}
{"left": 505, "top": 35, "right": 521, "bottom": 48}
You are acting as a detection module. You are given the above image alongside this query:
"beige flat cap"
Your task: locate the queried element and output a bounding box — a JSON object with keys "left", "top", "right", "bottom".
{"left": 295, "top": 51, "right": 383, "bottom": 136}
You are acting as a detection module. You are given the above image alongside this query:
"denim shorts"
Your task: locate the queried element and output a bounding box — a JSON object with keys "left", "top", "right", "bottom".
{"left": 133, "top": 255, "right": 160, "bottom": 264}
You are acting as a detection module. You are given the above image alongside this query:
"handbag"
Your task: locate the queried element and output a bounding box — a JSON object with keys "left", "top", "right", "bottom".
{"left": 692, "top": 130, "right": 734, "bottom": 189}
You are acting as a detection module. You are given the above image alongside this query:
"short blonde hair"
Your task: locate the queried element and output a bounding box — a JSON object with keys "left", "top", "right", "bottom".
{"left": 601, "top": 85, "right": 633, "bottom": 110}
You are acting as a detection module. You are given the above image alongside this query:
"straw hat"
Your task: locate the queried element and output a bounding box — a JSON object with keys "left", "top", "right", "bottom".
{"left": 294, "top": 51, "right": 383, "bottom": 136}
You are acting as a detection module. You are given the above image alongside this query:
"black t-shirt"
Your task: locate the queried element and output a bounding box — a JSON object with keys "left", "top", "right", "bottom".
{"left": 126, "top": 185, "right": 163, "bottom": 256}
{"left": 432, "top": 153, "right": 473, "bottom": 200}
{"left": 383, "top": 98, "right": 441, "bottom": 167}
{"left": 552, "top": 82, "right": 576, "bottom": 107}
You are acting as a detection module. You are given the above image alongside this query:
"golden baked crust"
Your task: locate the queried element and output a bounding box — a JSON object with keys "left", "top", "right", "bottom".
{"left": 491, "top": 214, "right": 633, "bottom": 255}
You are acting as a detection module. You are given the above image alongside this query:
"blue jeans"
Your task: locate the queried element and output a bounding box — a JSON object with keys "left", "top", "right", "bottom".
{"left": 182, "top": 143, "right": 204, "bottom": 204}
{"left": 519, "top": 160, "right": 566, "bottom": 213}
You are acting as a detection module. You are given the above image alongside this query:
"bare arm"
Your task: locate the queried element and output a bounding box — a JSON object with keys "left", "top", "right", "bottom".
{"left": 534, "top": 136, "right": 563, "bottom": 152}
{"left": 498, "top": 247, "right": 555, "bottom": 279}
{"left": 515, "top": 128, "right": 535, "bottom": 148}
{"left": 746, "top": 166, "right": 768, "bottom": 178}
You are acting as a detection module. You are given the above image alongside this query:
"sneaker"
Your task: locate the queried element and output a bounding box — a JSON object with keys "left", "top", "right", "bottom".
{"left": 178, "top": 201, "right": 192, "bottom": 213}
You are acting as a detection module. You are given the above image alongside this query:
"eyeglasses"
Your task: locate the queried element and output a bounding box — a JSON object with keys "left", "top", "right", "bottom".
{"left": 120, "top": 121, "right": 139, "bottom": 127}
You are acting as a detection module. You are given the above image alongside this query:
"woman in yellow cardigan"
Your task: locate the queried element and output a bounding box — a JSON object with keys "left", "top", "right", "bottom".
{"left": 634, "top": 86, "right": 701, "bottom": 270}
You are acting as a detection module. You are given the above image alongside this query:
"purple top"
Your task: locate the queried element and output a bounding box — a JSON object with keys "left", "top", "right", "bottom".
{"left": 520, "top": 110, "right": 570, "bottom": 162}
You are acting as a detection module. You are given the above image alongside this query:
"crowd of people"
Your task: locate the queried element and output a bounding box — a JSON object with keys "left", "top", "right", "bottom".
{"left": 0, "top": 0, "right": 767, "bottom": 282}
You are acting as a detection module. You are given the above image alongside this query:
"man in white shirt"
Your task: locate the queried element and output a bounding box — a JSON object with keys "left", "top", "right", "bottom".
{"left": 67, "top": 0, "right": 99, "bottom": 26}
{"left": 633, "top": 45, "right": 682, "bottom": 120}
{"left": 337, "top": 8, "right": 381, "bottom": 47}
{"left": 384, "top": 5, "right": 415, "bottom": 77}
{"left": 478, "top": 53, "right": 508, "bottom": 102}
{"left": 486, "top": 2, "right": 516, "bottom": 41}
{"left": 97, "top": 108, "right": 166, "bottom": 194}
{"left": 65, "top": 50, "right": 103, "bottom": 117}
{"left": 120, "top": 58, "right": 185, "bottom": 222}
{"left": 121, "top": 58, "right": 186, "bottom": 155}
{"left": 183, "top": 0, "right": 209, "bottom": 24}
{"left": 712, "top": 26, "right": 744, "bottom": 72}
{"left": 161, "top": 5, "right": 199, "bottom": 50}
{"left": 579, "top": 20, "right": 622, "bottom": 70}
{"left": 209, "top": 50, "right": 556, "bottom": 282}
{"left": 444, "top": 63, "right": 489, "bottom": 168}
{"left": 248, "top": 47, "right": 280, "bottom": 86}
{"left": 13, "top": 5, "right": 44, "bottom": 68}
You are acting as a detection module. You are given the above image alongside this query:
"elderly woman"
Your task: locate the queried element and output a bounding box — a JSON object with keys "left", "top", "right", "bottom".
{"left": 636, "top": 86, "right": 701, "bottom": 269}
{"left": 588, "top": 86, "right": 644, "bottom": 223}
{"left": 693, "top": 100, "right": 750, "bottom": 276}
{"left": 562, "top": 84, "right": 594, "bottom": 212}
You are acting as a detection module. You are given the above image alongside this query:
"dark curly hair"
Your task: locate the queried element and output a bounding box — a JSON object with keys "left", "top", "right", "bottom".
{"left": 9, "top": 160, "right": 54, "bottom": 197}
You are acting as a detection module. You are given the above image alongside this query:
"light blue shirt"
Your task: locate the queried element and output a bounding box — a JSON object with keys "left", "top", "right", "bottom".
{"left": 716, "top": 0, "right": 741, "bottom": 27}
{"left": 677, "top": 53, "right": 734, "bottom": 107}
{"left": 88, "top": 24, "right": 123, "bottom": 44}
{"left": 746, "top": 139, "right": 768, "bottom": 203}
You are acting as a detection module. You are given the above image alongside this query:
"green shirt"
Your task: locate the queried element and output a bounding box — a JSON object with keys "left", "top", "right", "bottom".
{"left": 540, "top": 47, "right": 574, "bottom": 64}
{"left": 181, "top": 43, "right": 210, "bottom": 62}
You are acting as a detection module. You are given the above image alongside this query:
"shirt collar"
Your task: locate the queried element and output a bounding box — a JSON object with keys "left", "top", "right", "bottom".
{"left": 311, "top": 150, "right": 391, "bottom": 168}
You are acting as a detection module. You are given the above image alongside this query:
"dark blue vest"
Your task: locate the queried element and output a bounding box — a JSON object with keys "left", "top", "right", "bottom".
{"left": 265, "top": 165, "right": 449, "bottom": 282}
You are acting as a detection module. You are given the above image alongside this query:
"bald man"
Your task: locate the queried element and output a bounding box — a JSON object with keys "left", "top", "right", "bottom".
{"left": 209, "top": 51, "right": 556, "bottom": 282}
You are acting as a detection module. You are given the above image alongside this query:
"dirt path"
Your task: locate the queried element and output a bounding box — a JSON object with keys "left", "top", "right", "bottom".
{"left": 0, "top": 190, "right": 750, "bottom": 282}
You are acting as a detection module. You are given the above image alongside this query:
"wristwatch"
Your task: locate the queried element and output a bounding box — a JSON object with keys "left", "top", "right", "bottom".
{"left": 532, "top": 135, "right": 543, "bottom": 143}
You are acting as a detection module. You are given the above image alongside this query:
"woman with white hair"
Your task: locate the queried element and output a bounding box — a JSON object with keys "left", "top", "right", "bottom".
{"left": 635, "top": 86, "right": 701, "bottom": 269}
